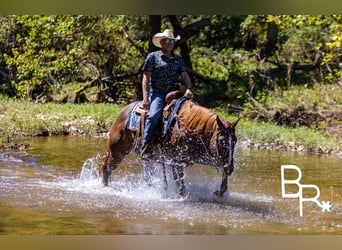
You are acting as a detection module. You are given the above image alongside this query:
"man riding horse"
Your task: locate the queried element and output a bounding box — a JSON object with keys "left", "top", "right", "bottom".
{"left": 100, "top": 29, "right": 239, "bottom": 197}
{"left": 140, "top": 29, "right": 194, "bottom": 159}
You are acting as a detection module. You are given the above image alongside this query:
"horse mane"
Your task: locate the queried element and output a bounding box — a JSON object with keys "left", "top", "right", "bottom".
{"left": 179, "top": 101, "right": 225, "bottom": 133}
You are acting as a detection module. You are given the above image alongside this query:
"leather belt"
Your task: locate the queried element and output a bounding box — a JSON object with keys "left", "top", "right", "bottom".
{"left": 151, "top": 86, "right": 169, "bottom": 93}
{"left": 151, "top": 85, "right": 177, "bottom": 93}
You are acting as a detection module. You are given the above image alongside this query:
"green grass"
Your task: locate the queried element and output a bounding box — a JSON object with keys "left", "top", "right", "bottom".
{"left": 232, "top": 83, "right": 342, "bottom": 153}
{"left": 1, "top": 94, "right": 340, "bottom": 154}
{"left": 216, "top": 111, "right": 340, "bottom": 154}
{"left": 0, "top": 95, "right": 123, "bottom": 138}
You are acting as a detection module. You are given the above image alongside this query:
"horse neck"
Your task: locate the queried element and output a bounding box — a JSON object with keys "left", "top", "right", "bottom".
{"left": 179, "top": 102, "right": 219, "bottom": 135}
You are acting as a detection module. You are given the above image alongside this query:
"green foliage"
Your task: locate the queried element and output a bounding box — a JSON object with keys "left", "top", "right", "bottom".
{"left": 242, "top": 15, "right": 341, "bottom": 83}
{"left": 4, "top": 16, "right": 82, "bottom": 98}
{"left": 243, "top": 84, "right": 342, "bottom": 144}
{"left": 0, "top": 15, "right": 341, "bottom": 104}
{"left": 191, "top": 47, "right": 231, "bottom": 81}
{"left": 199, "top": 15, "right": 247, "bottom": 50}
{"left": 0, "top": 15, "right": 148, "bottom": 99}
{"left": 267, "top": 84, "right": 342, "bottom": 113}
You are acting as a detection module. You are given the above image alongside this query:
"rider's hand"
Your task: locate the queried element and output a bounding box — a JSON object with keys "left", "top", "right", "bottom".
{"left": 184, "top": 88, "right": 194, "bottom": 99}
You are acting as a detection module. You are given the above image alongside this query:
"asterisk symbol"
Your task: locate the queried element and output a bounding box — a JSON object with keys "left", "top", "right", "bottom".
{"left": 321, "top": 201, "right": 332, "bottom": 212}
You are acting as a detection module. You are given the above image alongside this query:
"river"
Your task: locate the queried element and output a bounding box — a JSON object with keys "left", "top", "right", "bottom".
{"left": 0, "top": 136, "right": 341, "bottom": 234}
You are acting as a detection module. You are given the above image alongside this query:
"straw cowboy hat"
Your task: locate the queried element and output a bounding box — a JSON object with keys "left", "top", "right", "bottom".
{"left": 152, "top": 29, "right": 181, "bottom": 48}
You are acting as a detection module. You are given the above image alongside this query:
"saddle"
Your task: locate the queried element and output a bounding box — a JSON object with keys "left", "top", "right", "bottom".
{"left": 128, "top": 90, "right": 186, "bottom": 152}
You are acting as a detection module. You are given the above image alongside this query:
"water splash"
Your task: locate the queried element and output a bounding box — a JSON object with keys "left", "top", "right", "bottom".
{"left": 71, "top": 157, "right": 281, "bottom": 230}
{"left": 79, "top": 154, "right": 101, "bottom": 181}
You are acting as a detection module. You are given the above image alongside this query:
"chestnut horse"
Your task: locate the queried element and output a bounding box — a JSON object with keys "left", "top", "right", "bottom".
{"left": 100, "top": 95, "right": 239, "bottom": 197}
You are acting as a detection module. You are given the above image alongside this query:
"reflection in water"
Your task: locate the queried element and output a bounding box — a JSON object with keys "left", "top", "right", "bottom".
{"left": 0, "top": 137, "right": 341, "bottom": 234}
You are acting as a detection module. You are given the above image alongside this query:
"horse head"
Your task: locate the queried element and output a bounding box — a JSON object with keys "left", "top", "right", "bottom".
{"left": 213, "top": 116, "right": 240, "bottom": 176}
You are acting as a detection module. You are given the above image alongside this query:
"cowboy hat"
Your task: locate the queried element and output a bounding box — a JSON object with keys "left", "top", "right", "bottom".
{"left": 152, "top": 29, "right": 181, "bottom": 48}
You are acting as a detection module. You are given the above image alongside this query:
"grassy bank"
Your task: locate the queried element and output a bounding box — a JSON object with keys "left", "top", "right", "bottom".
{"left": 227, "top": 84, "right": 341, "bottom": 155}
{"left": 0, "top": 94, "right": 341, "bottom": 155}
{"left": 0, "top": 95, "right": 123, "bottom": 138}
{"left": 229, "top": 115, "right": 340, "bottom": 154}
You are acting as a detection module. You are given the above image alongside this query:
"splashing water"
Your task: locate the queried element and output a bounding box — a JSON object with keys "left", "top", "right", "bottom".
{"left": 2, "top": 137, "right": 342, "bottom": 234}
{"left": 79, "top": 154, "right": 101, "bottom": 181}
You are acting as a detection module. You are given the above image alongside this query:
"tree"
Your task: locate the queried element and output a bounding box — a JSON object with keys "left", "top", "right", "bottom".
{"left": 0, "top": 15, "right": 341, "bottom": 107}
{"left": 241, "top": 15, "right": 342, "bottom": 88}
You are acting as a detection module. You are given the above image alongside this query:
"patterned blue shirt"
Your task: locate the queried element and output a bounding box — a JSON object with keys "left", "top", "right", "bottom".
{"left": 142, "top": 50, "right": 187, "bottom": 91}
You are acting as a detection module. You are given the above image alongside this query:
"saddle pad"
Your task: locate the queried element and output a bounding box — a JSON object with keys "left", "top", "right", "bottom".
{"left": 126, "top": 101, "right": 142, "bottom": 131}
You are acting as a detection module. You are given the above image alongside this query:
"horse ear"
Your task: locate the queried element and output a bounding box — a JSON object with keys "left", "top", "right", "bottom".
{"left": 232, "top": 117, "right": 240, "bottom": 128}
{"left": 216, "top": 115, "right": 225, "bottom": 129}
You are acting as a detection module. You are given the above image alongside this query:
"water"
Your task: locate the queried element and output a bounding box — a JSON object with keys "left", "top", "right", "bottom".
{"left": 0, "top": 136, "right": 341, "bottom": 234}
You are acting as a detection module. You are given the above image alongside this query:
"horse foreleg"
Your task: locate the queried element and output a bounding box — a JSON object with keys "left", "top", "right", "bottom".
{"left": 102, "top": 162, "right": 112, "bottom": 186}
{"left": 172, "top": 164, "right": 186, "bottom": 196}
{"left": 162, "top": 160, "right": 168, "bottom": 191}
{"left": 142, "top": 159, "right": 156, "bottom": 186}
{"left": 101, "top": 151, "right": 119, "bottom": 186}
{"left": 100, "top": 151, "right": 111, "bottom": 186}
{"left": 214, "top": 166, "right": 229, "bottom": 197}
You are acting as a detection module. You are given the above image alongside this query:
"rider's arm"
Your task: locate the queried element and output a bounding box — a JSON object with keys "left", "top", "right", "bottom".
{"left": 142, "top": 71, "right": 151, "bottom": 110}
{"left": 181, "top": 71, "right": 193, "bottom": 98}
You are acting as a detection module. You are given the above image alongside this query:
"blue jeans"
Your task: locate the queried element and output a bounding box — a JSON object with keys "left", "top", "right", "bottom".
{"left": 141, "top": 91, "right": 167, "bottom": 149}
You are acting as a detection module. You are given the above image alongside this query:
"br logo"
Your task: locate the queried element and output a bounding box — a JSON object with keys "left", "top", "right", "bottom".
{"left": 281, "top": 165, "right": 332, "bottom": 217}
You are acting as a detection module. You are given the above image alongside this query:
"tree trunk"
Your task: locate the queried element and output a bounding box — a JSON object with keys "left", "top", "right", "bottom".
{"left": 265, "top": 21, "right": 278, "bottom": 58}
{"left": 148, "top": 15, "right": 161, "bottom": 53}
{"left": 259, "top": 21, "right": 278, "bottom": 59}
{"left": 168, "top": 15, "right": 193, "bottom": 70}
